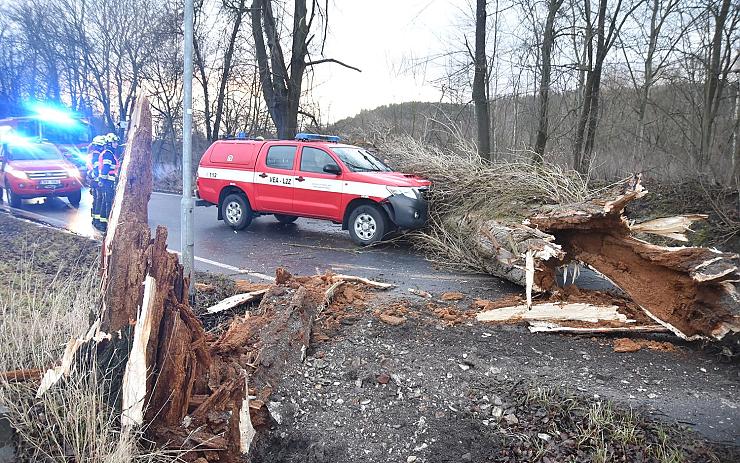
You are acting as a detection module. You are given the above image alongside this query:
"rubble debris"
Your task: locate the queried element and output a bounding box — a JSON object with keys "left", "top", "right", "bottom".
{"left": 194, "top": 282, "right": 215, "bottom": 293}
{"left": 613, "top": 338, "right": 677, "bottom": 353}
{"left": 476, "top": 302, "right": 633, "bottom": 324}
{"left": 204, "top": 289, "right": 268, "bottom": 315}
{"left": 440, "top": 291, "right": 465, "bottom": 301}
{"left": 378, "top": 313, "right": 406, "bottom": 326}
{"left": 409, "top": 288, "right": 432, "bottom": 298}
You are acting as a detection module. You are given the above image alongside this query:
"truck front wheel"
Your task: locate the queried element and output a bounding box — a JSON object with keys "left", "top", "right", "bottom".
{"left": 348, "top": 204, "right": 388, "bottom": 246}
{"left": 221, "top": 193, "right": 252, "bottom": 230}
{"left": 67, "top": 190, "right": 82, "bottom": 208}
{"left": 6, "top": 183, "right": 22, "bottom": 208}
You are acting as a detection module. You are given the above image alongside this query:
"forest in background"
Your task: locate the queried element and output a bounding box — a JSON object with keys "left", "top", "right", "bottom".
{"left": 0, "top": 0, "right": 737, "bottom": 186}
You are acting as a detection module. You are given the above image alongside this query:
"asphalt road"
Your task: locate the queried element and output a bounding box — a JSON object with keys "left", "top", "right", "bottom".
{"left": 0, "top": 188, "right": 520, "bottom": 299}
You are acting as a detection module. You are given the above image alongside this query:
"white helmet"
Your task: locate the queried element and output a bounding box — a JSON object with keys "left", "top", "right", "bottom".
{"left": 92, "top": 135, "right": 106, "bottom": 146}
{"left": 104, "top": 133, "right": 120, "bottom": 144}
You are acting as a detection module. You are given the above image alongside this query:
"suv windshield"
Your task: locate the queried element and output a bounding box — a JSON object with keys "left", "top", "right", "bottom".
{"left": 41, "top": 121, "right": 92, "bottom": 144}
{"left": 330, "top": 147, "right": 391, "bottom": 173}
{"left": 8, "top": 144, "right": 63, "bottom": 161}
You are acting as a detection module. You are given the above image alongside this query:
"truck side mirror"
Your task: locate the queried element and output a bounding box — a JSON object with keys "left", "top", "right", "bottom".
{"left": 323, "top": 164, "right": 341, "bottom": 175}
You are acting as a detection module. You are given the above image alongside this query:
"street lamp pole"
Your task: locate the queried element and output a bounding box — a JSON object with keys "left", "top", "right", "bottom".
{"left": 182, "top": 0, "right": 195, "bottom": 297}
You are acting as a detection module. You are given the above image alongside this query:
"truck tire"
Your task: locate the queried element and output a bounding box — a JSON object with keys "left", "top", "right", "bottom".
{"left": 221, "top": 193, "right": 252, "bottom": 230}
{"left": 67, "top": 190, "right": 82, "bottom": 208}
{"left": 348, "top": 204, "right": 388, "bottom": 246}
{"left": 6, "top": 183, "right": 21, "bottom": 208}
{"left": 274, "top": 214, "right": 298, "bottom": 224}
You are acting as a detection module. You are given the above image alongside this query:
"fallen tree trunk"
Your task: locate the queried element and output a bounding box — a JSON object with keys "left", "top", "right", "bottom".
{"left": 381, "top": 136, "right": 738, "bottom": 341}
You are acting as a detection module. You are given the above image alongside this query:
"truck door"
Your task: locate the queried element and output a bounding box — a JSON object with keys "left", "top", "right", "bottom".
{"left": 253, "top": 144, "right": 297, "bottom": 214}
{"left": 292, "top": 146, "right": 343, "bottom": 220}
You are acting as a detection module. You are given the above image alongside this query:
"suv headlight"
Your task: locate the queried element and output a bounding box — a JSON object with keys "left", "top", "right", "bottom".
{"left": 387, "top": 186, "right": 418, "bottom": 199}
{"left": 5, "top": 165, "right": 28, "bottom": 180}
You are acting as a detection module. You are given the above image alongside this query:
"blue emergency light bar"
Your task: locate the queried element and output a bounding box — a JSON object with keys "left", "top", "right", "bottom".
{"left": 295, "top": 132, "right": 340, "bottom": 143}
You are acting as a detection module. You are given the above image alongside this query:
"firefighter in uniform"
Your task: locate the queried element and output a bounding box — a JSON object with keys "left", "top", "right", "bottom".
{"left": 87, "top": 136, "right": 106, "bottom": 229}
{"left": 92, "top": 133, "right": 120, "bottom": 232}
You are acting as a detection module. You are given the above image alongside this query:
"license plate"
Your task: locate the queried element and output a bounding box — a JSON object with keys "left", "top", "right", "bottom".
{"left": 39, "top": 179, "right": 61, "bottom": 185}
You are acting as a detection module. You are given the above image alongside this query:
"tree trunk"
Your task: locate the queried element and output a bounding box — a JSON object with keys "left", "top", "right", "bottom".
{"left": 534, "top": 0, "right": 564, "bottom": 160}
{"left": 212, "top": 0, "right": 246, "bottom": 141}
{"left": 700, "top": 0, "right": 732, "bottom": 170}
{"left": 472, "top": 0, "right": 491, "bottom": 161}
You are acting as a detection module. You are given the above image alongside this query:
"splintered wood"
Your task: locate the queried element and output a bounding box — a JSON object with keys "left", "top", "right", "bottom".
{"left": 526, "top": 181, "right": 739, "bottom": 340}
{"left": 470, "top": 178, "right": 738, "bottom": 341}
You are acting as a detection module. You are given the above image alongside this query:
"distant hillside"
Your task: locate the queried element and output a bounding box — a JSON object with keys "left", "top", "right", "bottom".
{"left": 328, "top": 102, "right": 475, "bottom": 146}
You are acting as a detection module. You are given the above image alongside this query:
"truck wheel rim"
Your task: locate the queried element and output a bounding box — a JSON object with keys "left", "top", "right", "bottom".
{"left": 354, "top": 213, "right": 377, "bottom": 240}
{"left": 226, "top": 201, "right": 242, "bottom": 224}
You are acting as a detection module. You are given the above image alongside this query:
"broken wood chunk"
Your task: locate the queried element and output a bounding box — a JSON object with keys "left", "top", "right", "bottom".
{"left": 331, "top": 274, "right": 395, "bottom": 289}
{"left": 0, "top": 368, "right": 44, "bottom": 383}
{"left": 528, "top": 321, "right": 669, "bottom": 334}
{"left": 476, "top": 302, "right": 633, "bottom": 324}
{"left": 205, "top": 290, "right": 268, "bottom": 315}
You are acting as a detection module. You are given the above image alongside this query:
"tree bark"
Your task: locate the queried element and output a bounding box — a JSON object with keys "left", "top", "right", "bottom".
{"left": 700, "top": 0, "right": 733, "bottom": 170}
{"left": 533, "top": 0, "right": 565, "bottom": 160}
{"left": 472, "top": 0, "right": 491, "bottom": 161}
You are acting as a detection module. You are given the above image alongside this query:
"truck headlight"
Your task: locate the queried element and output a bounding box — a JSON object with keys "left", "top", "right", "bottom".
{"left": 65, "top": 167, "right": 81, "bottom": 178}
{"left": 5, "top": 165, "right": 28, "bottom": 180}
{"left": 387, "top": 186, "right": 418, "bottom": 199}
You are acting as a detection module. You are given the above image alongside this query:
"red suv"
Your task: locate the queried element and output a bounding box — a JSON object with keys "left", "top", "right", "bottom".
{"left": 196, "top": 133, "right": 430, "bottom": 245}
{"left": 0, "top": 140, "right": 83, "bottom": 208}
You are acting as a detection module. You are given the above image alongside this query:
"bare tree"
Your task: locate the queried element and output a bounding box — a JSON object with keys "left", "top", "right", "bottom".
{"left": 250, "top": 0, "right": 360, "bottom": 139}
{"left": 573, "top": 0, "right": 644, "bottom": 174}
{"left": 472, "top": 0, "right": 491, "bottom": 160}
{"left": 534, "top": 0, "right": 566, "bottom": 159}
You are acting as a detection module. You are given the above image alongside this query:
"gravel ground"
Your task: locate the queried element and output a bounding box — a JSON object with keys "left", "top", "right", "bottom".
{"left": 250, "top": 297, "right": 739, "bottom": 462}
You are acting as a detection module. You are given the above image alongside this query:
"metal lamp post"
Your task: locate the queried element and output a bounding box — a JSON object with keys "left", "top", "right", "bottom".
{"left": 182, "top": 0, "right": 195, "bottom": 298}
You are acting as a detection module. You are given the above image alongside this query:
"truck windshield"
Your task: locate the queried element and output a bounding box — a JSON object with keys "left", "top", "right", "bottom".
{"left": 41, "top": 121, "right": 92, "bottom": 145}
{"left": 330, "top": 147, "right": 391, "bottom": 172}
{"left": 8, "top": 144, "right": 63, "bottom": 161}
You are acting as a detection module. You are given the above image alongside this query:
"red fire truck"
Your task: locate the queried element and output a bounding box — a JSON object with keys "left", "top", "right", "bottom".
{"left": 0, "top": 107, "right": 94, "bottom": 179}
{"left": 196, "top": 133, "right": 431, "bottom": 245}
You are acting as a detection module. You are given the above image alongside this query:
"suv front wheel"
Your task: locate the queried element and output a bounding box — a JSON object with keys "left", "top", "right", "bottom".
{"left": 221, "top": 193, "right": 253, "bottom": 230}
{"left": 348, "top": 204, "right": 388, "bottom": 246}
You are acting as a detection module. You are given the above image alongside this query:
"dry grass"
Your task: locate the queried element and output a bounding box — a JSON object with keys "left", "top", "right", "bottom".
{"left": 374, "top": 135, "right": 605, "bottom": 273}
{"left": 0, "top": 258, "right": 175, "bottom": 462}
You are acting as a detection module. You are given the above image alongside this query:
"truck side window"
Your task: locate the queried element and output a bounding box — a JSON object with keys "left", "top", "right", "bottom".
{"left": 265, "top": 145, "right": 297, "bottom": 170}
{"left": 300, "top": 147, "right": 338, "bottom": 174}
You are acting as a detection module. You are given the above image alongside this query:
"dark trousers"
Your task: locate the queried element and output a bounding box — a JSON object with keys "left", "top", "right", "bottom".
{"left": 91, "top": 182, "right": 114, "bottom": 231}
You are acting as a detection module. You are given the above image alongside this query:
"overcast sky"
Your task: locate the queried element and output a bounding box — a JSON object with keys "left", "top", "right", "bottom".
{"left": 309, "top": 0, "right": 470, "bottom": 123}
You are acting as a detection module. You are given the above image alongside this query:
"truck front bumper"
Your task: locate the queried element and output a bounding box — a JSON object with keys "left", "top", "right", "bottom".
{"left": 382, "top": 194, "right": 429, "bottom": 229}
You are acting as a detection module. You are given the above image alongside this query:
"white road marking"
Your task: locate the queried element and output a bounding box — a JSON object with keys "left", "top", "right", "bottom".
{"left": 167, "top": 248, "right": 275, "bottom": 281}
{"left": 151, "top": 191, "right": 183, "bottom": 197}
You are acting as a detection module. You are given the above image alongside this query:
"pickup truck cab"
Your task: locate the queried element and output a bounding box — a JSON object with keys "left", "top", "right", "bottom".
{"left": 196, "top": 133, "right": 430, "bottom": 245}
{"left": 0, "top": 140, "right": 84, "bottom": 208}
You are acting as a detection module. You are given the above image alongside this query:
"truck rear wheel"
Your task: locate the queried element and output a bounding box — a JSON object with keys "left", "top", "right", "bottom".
{"left": 274, "top": 214, "right": 298, "bottom": 224}
{"left": 348, "top": 204, "right": 388, "bottom": 246}
{"left": 221, "top": 193, "right": 252, "bottom": 230}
